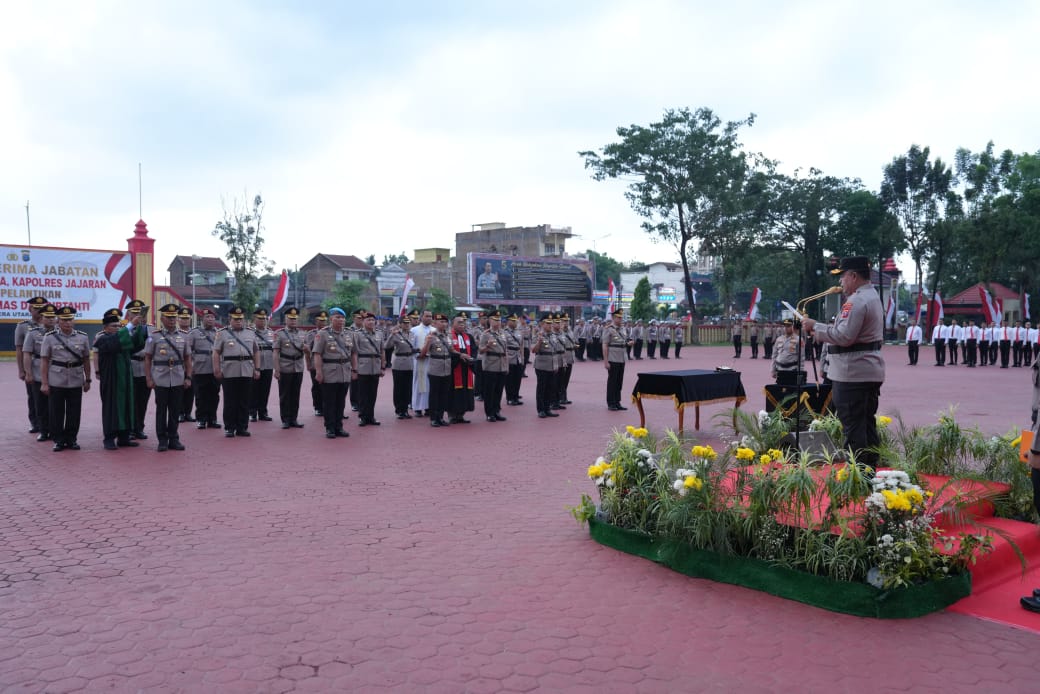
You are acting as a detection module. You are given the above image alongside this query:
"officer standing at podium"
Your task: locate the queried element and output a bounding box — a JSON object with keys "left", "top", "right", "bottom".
{"left": 802, "top": 256, "right": 885, "bottom": 470}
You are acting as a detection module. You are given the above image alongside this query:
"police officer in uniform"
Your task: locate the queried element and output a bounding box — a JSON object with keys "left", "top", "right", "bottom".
{"left": 23, "top": 303, "right": 57, "bottom": 441}
{"left": 348, "top": 309, "right": 366, "bottom": 412}
{"left": 504, "top": 313, "right": 525, "bottom": 406}
{"left": 557, "top": 314, "right": 576, "bottom": 405}
{"left": 188, "top": 309, "right": 221, "bottom": 429}
{"left": 213, "top": 306, "right": 260, "bottom": 437}
{"left": 771, "top": 319, "right": 799, "bottom": 381}
{"left": 354, "top": 311, "right": 386, "bottom": 426}
{"left": 531, "top": 315, "right": 558, "bottom": 418}
{"left": 385, "top": 316, "right": 416, "bottom": 419}
{"left": 15, "top": 296, "right": 48, "bottom": 433}
{"left": 306, "top": 311, "right": 329, "bottom": 416}
{"left": 548, "top": 315, "right": 566, "bottom": 411}
{"left": 176, "top": 307, "right": 197, "bottom": 422}
{"left": 763, "top": 322, "right": 776, "bottom": 360}
{"left": 125, "top": 299, "right": 153, "bottom": 440}
{"left": 273, "top": 307, "right": 307, "bottom": 428}
{"left": 603, "top": 308, "right": 632, "bottom": 411}
{"left": 40, "top": 306, "right": 92, "bottom": 451}
{"left": 250, "top": 308, "right": 276, "bottom": 422}
{"left": 144, "top": 303, "right": 192, "bottom": 451}
{"left": 658, "top": 320, "right": 671, "bottom": 359}
{"left": 420, "top": 313, "right": 453, "bottom": 427}
{"left": 478, "top": 310, "right": 509, "bottom": 422}
{"left": 312, "top": 307, "right": 357, "bottom": 438}
{"left": 802, "top": 256, "right": 885, "bottom": 470}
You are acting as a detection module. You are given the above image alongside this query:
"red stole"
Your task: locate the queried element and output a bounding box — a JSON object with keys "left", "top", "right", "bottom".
{"left": 451, "top": 330, "right": 473, "bottom": 388}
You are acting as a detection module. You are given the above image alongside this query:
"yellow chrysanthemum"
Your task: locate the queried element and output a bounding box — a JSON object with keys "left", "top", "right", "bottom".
{"left": 683, "top": 475, "right": 703, "bottom": 491}
{"left": 882, "top": 489, "right": 911, "bottom": 511}
{"left": 633, "top": 427, "right": 649, "bottom": 438}
{"left": 905, "top": 488, "right": 924, "bottom": 505}
{"left": 735, "top": 447, "right": 755, "bottom": 461}
{"left": 626, "top": 425, "right": 636, "bottom": 435}
{"left": 835, "top": 466, "right": 848, "bottom": 482}
{"left": 587, "top": 464, "right": 604, "bottom": 478}
{"left": 759, "top": 454, "right": 771, "bottom": 465}
{"left": 877, "top": 415, "right": 892, "bottom": 427}
{"left": 703, "top": 445, "right": 717, "bottom": 460}
{"left": 1011, "top": 435, "right": 1022, "bottom": 448}
{"left": 768, "top": 449, "right": 784, "bottom": 461}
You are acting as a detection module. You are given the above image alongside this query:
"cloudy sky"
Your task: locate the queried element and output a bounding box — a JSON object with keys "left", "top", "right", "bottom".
{"left": 2, "top": 0, "right": 1036, "bottom": 284}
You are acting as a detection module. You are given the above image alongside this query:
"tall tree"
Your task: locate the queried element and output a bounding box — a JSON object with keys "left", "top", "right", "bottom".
{"left": 585, "top": 250, "right": 625, "bottom": 290}
{"left": 323, "top": 279, "right": 369, "bottom": 312}
{"left": 212, "top": 193, "right": 273, "bottom": 310}
{"left": 879, "top": 145, "right": 953, "bottom": 294}
{"left": 628, "top": 277, "right": 654, "bottom": 320}
{"left": 580, "top": 107, "right": 759, "bottom": 314}
{"left": 425, "top": 287, "right": 454, "bottom": 317}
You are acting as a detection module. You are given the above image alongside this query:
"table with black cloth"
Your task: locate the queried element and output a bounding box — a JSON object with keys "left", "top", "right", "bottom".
{"left": 763, "top": 382, "right": 832, "bottom": 417}
{"left": 631, "top": 369, "right": 746, "bottom": 433}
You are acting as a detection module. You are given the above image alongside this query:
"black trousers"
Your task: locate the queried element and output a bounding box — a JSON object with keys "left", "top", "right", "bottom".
{"left": 472, "top": 361, "right": 483, "bottom": 396}
{"left": 48, "top": 386, "right": 81, "bottom": 445}
{"left": 356, "top": 373, "right": 379, "bottom": 422}
{"left": 632, "top": 339, "right": 643, "bottom": 359}
{"left": 309, "top": 369, "right": 322, "bottom": 413}
{"left": 979, "top": 341, "right": 989, "bottom": 365}
{"left": 193, "top": 372, "right": 220, "bottom": 424}
{"left": 392, "top": 368, "right": 413, "bottom": 415}
{"left": 278, "top": 371, "right": 303, "bottom": 423}
{"left": 965, "top": 340, "right": 977, "bottom": 366}
{"left": 181, "top": 378, "right": 195, "bottom": 417}
{"left": 659, "top": 340, "right": 670, "bottom": 359}
{"left": 647, "top": 340, "right": 657, "bottom": 358}
{"left": 1032, "top": 469, "right": 1040, "bottom": 519}
{"left": 321, "top": 381, "right": 348, "bottom": 433}
{"left": 427, "top": 374, "right": 452, "bottom": 422}
{"left": 250, "top": 369, "right": 273, "bottom": 416}
{"left": 674, "top": 341, "right": 682, "bottom": 358}
{"left": 948, "top": 341, "right": 959, "bottom": 364}
{"left": 153, "top": 385, "right": 183, "bottom": 444}
{"left": 26, "top": 381, "right": 38, "bottom": 428}
{"left": 590, "top": 339, "right": 602, "bottom": 360}
{"left": 482, "top": 370, "right": 505, "bottom": 417}
{"left": 221, "top": 376, "right": 251, "bottom": 433}
{"left": 1024, "top": 344, "right": 1034, "bottom": 367}
{"left": 763, "top": 338, "right": 774, "bottom": 359}
{"left": 535, "top": 368, "right": 553, "bottom": 413}
{"left": 732, "top": 335, "right": 742, "bottom": 357}
{"left": 576, "top": 339, "right": 586, "bottom": 361}
{"left": 606, "top": 361, "right": 625, "bottom": 407}
{"left": 750, "top": 336, "right": 759, "bottom": 358}
{"left": 933, "top": 339, "right": 945, "bottom": 365}
{"left": 506, "top": 363, "right": 523, "bottom": 402}
{"left": 556, "top": 364, "right": 572, "bottom": 403}
{"left": 349, "top": 370, "right": 360, "bottom": 408}
{"left": 133, "top": 376, "right": 151, "bottom": 433}
{"left": 1000, "top": 340, "right": 1011, "bottom": 368}
{"left": 990, "top": 341, "right": 999, "bottom": 364}
{"left": 31, "top": 381, "right": 50, "bottom": 436}
{"left": 831, "top": 380, "right": 881, "bottom": 469}
{"left": 1014, "top": 342, "right": 1024, "bottom": 367}
{"left": 907, "top": 340, "right": 919, "bottom": 365}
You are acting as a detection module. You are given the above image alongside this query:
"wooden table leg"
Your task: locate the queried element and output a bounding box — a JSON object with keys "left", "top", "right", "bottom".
{"left": 732, "top": 397, "right": 745, "bottom": 431}
{"left": 678, "top": 405, "right": 685, "bottom": 435}
{"left": 635, "top": 397, "right": 646, "bottom": 428}
{"left": 694, "top": 404, "right": 700, "bottom": 430}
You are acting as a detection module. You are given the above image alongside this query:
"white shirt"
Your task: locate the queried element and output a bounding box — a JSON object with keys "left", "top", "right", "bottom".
{"left": 906, "top": 325, "right": 923, "bottom": 342}
{"left": 963, "top": 326, "right": 978, "bottom": 340}
{"left": 932, "top": 325, "right": 943, "bottom": 342}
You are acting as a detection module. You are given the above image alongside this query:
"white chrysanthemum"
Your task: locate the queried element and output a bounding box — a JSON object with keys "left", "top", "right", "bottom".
{"left": 637, "top": 449, "right": 652, "bottom": 459}
{"left": 605, "top": 478, "right": 615, "bottom": 488}
{"left": 673, "top": 480, "right": 684, "bottom": 491}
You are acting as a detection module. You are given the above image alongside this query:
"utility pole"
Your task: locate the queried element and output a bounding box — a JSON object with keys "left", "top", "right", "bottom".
{"left": 25, "top": 201, "right": 31, "bottom": 245}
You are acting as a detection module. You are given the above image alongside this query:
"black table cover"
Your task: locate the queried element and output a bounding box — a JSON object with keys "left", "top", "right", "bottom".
{"left": 632, "top": 369, "right": 746, "bottom": 405}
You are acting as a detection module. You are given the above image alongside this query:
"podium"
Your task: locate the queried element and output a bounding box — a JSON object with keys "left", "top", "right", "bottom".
{"left": 763, "top": 383, "right": 832, "bottom": 418}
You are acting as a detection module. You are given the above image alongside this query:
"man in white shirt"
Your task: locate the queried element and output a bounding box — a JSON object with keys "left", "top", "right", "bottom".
{"left": 1013, "top": 321, "right": 1026, "bottom": 367}
{"left": 410, "top": 310, "right": 435, "bottom": 415}
{"left": 947, "top": 319, "right": 961, "bottom": 366}
{"left": 905, "top": 319, "right": 923, "bottom": 365}
{"left": 1023, "top": 322, "right": 1035, "bottom": 367}
{"left": 998, "top": 320, "right": 1012, "bottom": 368}
{"left": 931, "top": 320, "right": 946, "bottom": 366}
{"left": 963, "top": 320, "right": 979, "bottom": 367}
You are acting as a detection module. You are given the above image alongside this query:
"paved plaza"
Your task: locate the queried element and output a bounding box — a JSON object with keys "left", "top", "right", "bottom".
{"left": 2, "top": 345, "right": 1040, "bottom": 692}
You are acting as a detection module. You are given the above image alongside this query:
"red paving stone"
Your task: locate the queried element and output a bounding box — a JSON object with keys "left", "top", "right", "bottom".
{"left": 3, "top": 345, "right": 1040, "bottom": 692}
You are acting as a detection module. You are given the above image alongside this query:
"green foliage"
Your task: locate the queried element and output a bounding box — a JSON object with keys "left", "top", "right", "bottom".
{"left": 212, "top": 193, "right": 274, "bottom": 310}
{"left": 581, "top": 107, "right": 759, "bottom": 312}
{"left": 382, "top": 252, "right": 410, "bottom": 266}
{"left": 323, "top": 279, "right": 369, "bottom": 313}
{"left": 586, "top": 250, "right": 624, "bottom": 291}
{"left": 628, "top": 277, "right": 654, "bottom": 320}
{"left": 425, "top": 287, "right": 454, "bottom": 317}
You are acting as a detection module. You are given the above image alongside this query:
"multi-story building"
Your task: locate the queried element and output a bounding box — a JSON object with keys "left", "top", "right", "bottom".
{"left": 455, "top": 223, "right": 574, "bottom": 260}
{"left": 298, "top": 253, "right": 374, "bottom": 307}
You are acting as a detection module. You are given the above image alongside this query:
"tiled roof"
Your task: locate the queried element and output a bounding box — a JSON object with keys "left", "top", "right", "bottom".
{"left": 169, "top": 255, "right": 229, "bottom": 272}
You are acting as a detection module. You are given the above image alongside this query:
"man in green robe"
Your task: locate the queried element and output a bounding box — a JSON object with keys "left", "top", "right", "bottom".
{"left": 93, "top": 308, "right": 148, "bottom": 450}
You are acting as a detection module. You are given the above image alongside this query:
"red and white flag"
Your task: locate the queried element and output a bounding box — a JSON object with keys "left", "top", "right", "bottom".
{"left": 1025, "top": 293, "right": 1031, "bottom": 321}
{"left": 608, "top": 278, "right": 616, "bottom": 313}
{"left": 913, "top": 291, "right": 924, "bottom": 323}
{"left": 978, "top": 286, "right": 999, "bottom": 323}
{"left": 271, "top": 270, "right": 290, "bottom": 314}
{"left": 885, "top": 295, "right": 895, "bottom": 328}
{"left": 747, "top": 287, "right": 762, "bottom": 321}
{"left": 399, "top": 275, "right": 415, "bottom": 318}
{"left": 995, "top": 297, "right": 1004, "bottom": 320}
{"left": 933, "top": 292, "right": 944, "bottom": 327}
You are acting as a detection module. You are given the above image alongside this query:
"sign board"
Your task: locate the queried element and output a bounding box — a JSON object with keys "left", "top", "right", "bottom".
{"left": 467, "top": 253, "right": 594, "bottom": 305}
{"left": 0, "top": 245, "right": 134, "bottom": 321}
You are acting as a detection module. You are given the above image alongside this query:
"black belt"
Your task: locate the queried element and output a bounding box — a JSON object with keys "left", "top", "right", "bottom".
{"left": 322, "top": 358, "right": 347, "bottom": 363}
{"left": 51, "top": 360, "right": 83, "bottom": 368}
{"left": 259, "top": 346, "right": 273, "bottom": 350}
{"left": 829, "top": 341, "right": 883, "bottom": 355}
{"left": 358, "top": 354, "right": 380, "bottom": 359}
{"left": 428, "top": 354, "right": 450, "bottom": 359}
{"left": 158, "top": 360, "right": 183, "bottom": 366}
{"left": 193, "top": 350, "right": 212, "bottom": 355}
{"left": 222, "top": 355, "right": 253, "bottom": 361}
{"left": 131, "top": 355, "right": 144, "bottom": 361}
{"left": 280, "top": 354, "right": 303, "bottom": 360}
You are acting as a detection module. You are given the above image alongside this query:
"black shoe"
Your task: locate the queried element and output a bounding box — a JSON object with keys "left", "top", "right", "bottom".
{"left": 396, "top": 413, "right": 409, "bottom": 420}
{"left": 561, "top": 400, "right": 572, "bottom": 405}
{"left": 538, "top": 411, "right": 549, "bottom": 418}
{"left": 184, "top": 415, "right": 196, "bottom": 422}
{"left": 259, "top": 415, "right": 273, "bottom": 421}
{"left": 281, "top": 422, "right": 291, "bottom": 429}
{"left": 546, "top": 411, "right": 559, "bottom": 417}
{"left": 197, "top": 421, "right": 207, "bottom": 429}
{"left": 104, "top": 439, "right": 118, "bottom": 450}
{"left": 474, "top": 396, "right": 483, "bottom": 402}
{"left": 117, "top": 438, "right": 139, "bottom": 447}
{"left": 315, "top": 409, "right": 323, "bottom": 417}
{"left": 493, "top": 414, "right": 506, "bottom": 422}
{"left": 133, "top": 431, "right": 148, "bottom": 440}
{"left": 326, "top": 430, "right": 337, "bottom": 439}
{"left": 67, "top": 442, "right": 80, "bottom": 451}
{"left": 430, "top": 420, "right": 443, "bottom": 428}
{"left": 225, "top": 430, "right": 236, "bottom": 438}
{"left": 453, "top": 417, "right": 470, "bottom": 424}
{"left": 37, "top": 433, "right": 51, "bottom": 442}
{"left": 1021, "top": 596, "right": 1040, "bottom": 613}
{"left": 157, "top": 442, "right": 168, "bottom": 452}
{"left": 210, "top": 421, "right": 223, "bottom": 429}
{"left": 335, "top": 430, "right": 350, "bottom": 438}
{"left": 178, "top": 415, "right": 186, "bottom": 423}
{"left": 237, "top": 430, "right": 251, "bottom": 437}
{"left": 358, "top": 420, "right": 368, "bottom": 427}
{"left": 486, "top": 416, "right": 498, "bottom": 423}
{"left": 169, "top": 441, "right": 185, "bottom": 451}
{"left": 615, "top": 405, "right": 628, "bottom": 410}
{"left": 52, "top": 442, "right": 65, "bottom": 452}
{"left": 250, "top": 414, "right": 258, "bottom": 422}
{"left": 351, "top": 405, "right": 359, "bottom": 412}
{"left": 555, "top": 404, "right": 566, "bottom": 410}
{"left": 29, "top": 426, "right": 40, "bottom": 434}
{"left": 290, "top": 421, "right": 304, "bottom": 428}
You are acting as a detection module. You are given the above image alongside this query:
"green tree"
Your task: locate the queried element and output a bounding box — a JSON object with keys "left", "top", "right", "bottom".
{"left": 212, "top": 193, "right": 273, "bottom": 310}
{"left": 880, "top": 145, "right": 953, "bottom": 294}
{"left": 580, "top": 107, "right": 759, "bottom": 314}
{"left": 323, "top": 279, "right": 369, "bottom": 312}
{"left": 585, "top": 250, "right": 624, "bottom": 290}
{"left": 382, "top": 252, "right": 410, "bottom": 266}
{"left": 629, "top": 276, "right": 654, "bottom": 320}
{"left": 425, "top": 287, "right": 454, "bottom": 317}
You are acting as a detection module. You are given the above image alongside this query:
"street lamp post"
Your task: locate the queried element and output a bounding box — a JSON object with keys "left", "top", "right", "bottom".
{"left": 191, "top": 254, "right": 201, "bottom": 328}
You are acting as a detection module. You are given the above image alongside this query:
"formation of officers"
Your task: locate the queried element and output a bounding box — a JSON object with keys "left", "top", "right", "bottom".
{"left": 917, "top": 318, "right": 1040, "bottom": 369}
{"left": 14, "top": 297, "right": 661, "bottom": 451}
